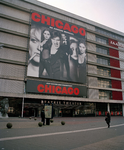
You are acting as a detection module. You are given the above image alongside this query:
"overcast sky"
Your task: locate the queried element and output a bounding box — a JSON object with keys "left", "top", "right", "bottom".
{"left": 37, "top": 0, "right": 124, "bottom": 33}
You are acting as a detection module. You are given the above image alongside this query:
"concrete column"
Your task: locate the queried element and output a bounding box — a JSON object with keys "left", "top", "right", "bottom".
{"left": 122, "top": 104, "right": 124, "bottom": 117}
{"left": 107, "top": 103, "right": 110, "bottom": 112}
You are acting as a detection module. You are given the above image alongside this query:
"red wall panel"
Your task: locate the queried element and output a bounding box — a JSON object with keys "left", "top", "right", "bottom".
{"left": 109, "top": 39, "right": 118, "bottom": 48}
{"left": 111, "top": 69, "right": 121, "bottom": 78}
{"left": 109, "top": 43, "right": 122, "bottom": 100}
{"left": 112, "top": 91, "right": 122, "bottom": 100}
{"left": 111, "top": 80, "right": 122, "bottom": 89}
{"left": 110, "top": 58, "right": 120, "bottom": 68}
{"left": 109, "top": 48, "right": 119, "bottom": 57}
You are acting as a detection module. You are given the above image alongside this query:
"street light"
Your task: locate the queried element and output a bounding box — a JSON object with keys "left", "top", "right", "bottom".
{"left": 0, "top": 44, "right": 4, "bottom": 49}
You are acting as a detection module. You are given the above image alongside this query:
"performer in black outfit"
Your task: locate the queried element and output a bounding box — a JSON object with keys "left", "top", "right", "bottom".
{"left": 60, "top": 33, "right": 70, "bottom": 80}
{"left": 39, "top": 28, "right": 52, "bottom": 78}
{"left": 50, "top": 31, "right": 62, "bottom": 80}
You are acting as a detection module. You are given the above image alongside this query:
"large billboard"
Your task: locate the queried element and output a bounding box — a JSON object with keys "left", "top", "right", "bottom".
{"left": 27, "top": 11, "right": 86, "bottom": 83}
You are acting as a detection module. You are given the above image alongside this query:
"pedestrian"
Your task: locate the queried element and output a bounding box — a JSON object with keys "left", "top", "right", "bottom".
{"left": 41, "top": 108, "right": 45, "bottom": 125}
{"left": 105, "top": 111, "right": 111, "bottom": 128}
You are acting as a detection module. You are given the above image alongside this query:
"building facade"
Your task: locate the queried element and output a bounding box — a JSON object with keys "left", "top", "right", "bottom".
{"left": 0, "top": 0, "right": 124, "bottom": 117}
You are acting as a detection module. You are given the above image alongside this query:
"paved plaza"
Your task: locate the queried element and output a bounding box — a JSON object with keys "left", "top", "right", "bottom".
{"left": 0, "top": 116, "right": 124, "bottom": 150}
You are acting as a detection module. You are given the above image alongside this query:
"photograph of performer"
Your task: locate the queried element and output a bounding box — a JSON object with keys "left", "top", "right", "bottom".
{"left": 60, "top": 33, "right": 70, "bottom": 80}
{"left": 39, "top": 28, "right": 52, "bottom": 78}
{"left": 27, "top": 22, "right": 86, "bottom": 84}
{"left": 27, "top": 24, "right": 42, "bottom": 77}
{"left": 50, "top": 31, "right": 62, "bottom": 80}
{"left": 78, "top": 41, "right": 86, "bottom": 83}
{"left": 69, "top": 40, "right": 78, "bottom": 82}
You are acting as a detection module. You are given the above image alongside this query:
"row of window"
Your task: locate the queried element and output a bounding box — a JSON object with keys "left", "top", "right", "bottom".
{"left": 97, "top": 56, "right": 110, "bottom": 66}
{"left": 97, "top": 67, "right": 111, "bottom": 77}
{"left": 92, "top": 29, "right": 123, "bottom": 100}
{"left": 98, "top": 78, "right": 111, "bottom": 88}
{"left": 96, "top": 36, "right": 108, "bottom": 45}
{"left": 96, "top": 46, "right": 109, "bottom": 55}
{"left": 96, "top": 27, "right": 124, "bottom": 42}
{"left": 99, "top": 90, "right": 112, "bottom": 99}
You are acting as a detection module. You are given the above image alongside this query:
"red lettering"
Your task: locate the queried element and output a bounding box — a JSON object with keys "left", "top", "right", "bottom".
{"left": 52, "top": 85, "right": 55, "bottom": 93}
{"left": 32, "top": 12, "right": 40, "bottom": 22}
{"left": 79, "top": 28, "right": 85, "bottom": 36}
{"left": 45, "top": 85, "right": 51, "bottom": 93}
{"left": 61, "top": 87, "right": 68, "bottom": 94}
{"left": 31, "top": 13, "right": 86, "bottom": 37}
{"left": 41, "top": 15, "right": 50, "bottom": 25}
{"left": 55, "top": 20, "right": 63, "bottom": 29}
{"left": 74, "top": 88, "right": 79, "bottom": 95}
{"left": 71, "top": 25, "right": 78, "bottom": 34}
{"left": 63, "top": 23, "right": 71, "bottom": 32}
{"left": 37, "top": 84, "right": 44, "bottom": 92}
{"left": 37, "top": 83, "right": 80, "bottom": 96}
{"left": 51, "top": 18, "right": 55, "bottom": 27}
{"left": 68, "top": 87, "right": 73, "bottom": 95}
{"left": 56, "top": 86, "right": 61, "bottom": 94}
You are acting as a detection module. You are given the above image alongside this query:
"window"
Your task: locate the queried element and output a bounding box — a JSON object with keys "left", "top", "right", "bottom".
{"left": 8, "top": 107, "right": 14, "bottom": 113}
{"left": 99, "top": 90, "right": 112, "bottom": 99}
{"left": 97, "top": 67, "right": 111, "bottom": 77}
{"left": 96, "top": 27, "right": 124, "bottom": 42}
{"left": 96, "top": 46, "right": 109, "bottom": 55}
{"left": 97, "top": 56, "right": 110, "bottom": 66}
{"left": 98, "top": 78, "right": 111, "bottom": 88}
{"left": 96, "top": 36, "right": 107, "bottom": 45}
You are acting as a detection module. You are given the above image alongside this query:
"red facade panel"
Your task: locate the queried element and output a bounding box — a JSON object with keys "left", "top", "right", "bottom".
{"left": 109, "top": 39, "right": 122, "bottom": 100}
{"left": 109, "top": 48, "right": 119, "bottom": 57}
{"left": 111, "top": 80, "right": 122, "bottom": 89}
{"left": 110, "top": 58, "right": 120, "bottom": 68}
{"left": 111, "top": 69, "right": 121, "bottom": 78}
{"left": 108, "top": 39, "right": 118, "bottom": 48}
{"left": 112, "top": 91, "right": 122, "bottom": 100}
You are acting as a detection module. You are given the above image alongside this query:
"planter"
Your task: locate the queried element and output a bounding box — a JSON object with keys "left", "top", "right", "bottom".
{"left": 38, "top": 122, "right": 43, "bottom": 127}
{"left": 61, "top": 121, "right": 65, "bottom": 125}
{"left": 6, "top": 123, "right": 12, "bottom": 129}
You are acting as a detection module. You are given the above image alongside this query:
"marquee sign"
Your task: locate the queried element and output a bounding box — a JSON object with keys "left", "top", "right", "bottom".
{"left": 26, "top": 80, "right": 87, "bottom": 97}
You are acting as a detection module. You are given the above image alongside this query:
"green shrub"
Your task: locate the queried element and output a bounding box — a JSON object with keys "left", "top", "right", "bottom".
{"left": 50, "top": 119, "right": 54, "bottom": 123}
{"left": 38, "top": 122, "right": 43, "bottom": 127}
{"left": 29, "top": 117, "right": 32, "bottom": 119}
{"left": 61, "top": 121, "right": 65, "bottom": 125}
{"left": 34, "top": 118, "right": 37, "bottom": 121}
{"left": 6, "top": 123, "right": 12, "bottom": 129}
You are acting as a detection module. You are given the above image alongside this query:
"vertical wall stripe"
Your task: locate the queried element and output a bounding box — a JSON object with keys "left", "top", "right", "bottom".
{"left": 109, "top": 39, "right": 122, "bottom": 100}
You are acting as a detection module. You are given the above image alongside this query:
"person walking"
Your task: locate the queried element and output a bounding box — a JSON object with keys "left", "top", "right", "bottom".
{"left": 41, "top": 108, "right": 45, "bottom": 125}
{"left": 105, "top": 111, "right": 111, "bottom": 128}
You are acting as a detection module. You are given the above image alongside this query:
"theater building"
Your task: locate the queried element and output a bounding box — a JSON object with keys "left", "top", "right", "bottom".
{"left": 0, "top": 0, "right": 124, "bottom": 117}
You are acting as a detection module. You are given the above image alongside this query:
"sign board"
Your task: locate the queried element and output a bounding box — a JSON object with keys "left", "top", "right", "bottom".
{"left": 27, "top": 11, "right": 86, "bottom": 84}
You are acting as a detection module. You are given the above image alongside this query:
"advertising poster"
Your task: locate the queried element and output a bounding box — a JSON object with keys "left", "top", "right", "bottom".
{"left": 26, "top": 80, "right": 87, "bottom": 97}
{"left": 44, "top": 104, "right": 53, "bottom": 119}
{"left": 27, "top": 11, "right": 86, "bottom": 84}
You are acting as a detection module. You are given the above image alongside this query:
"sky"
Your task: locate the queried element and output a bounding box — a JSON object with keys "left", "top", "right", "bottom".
{"left": 37, "top": 0, "right": 124, "bottom": 33}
